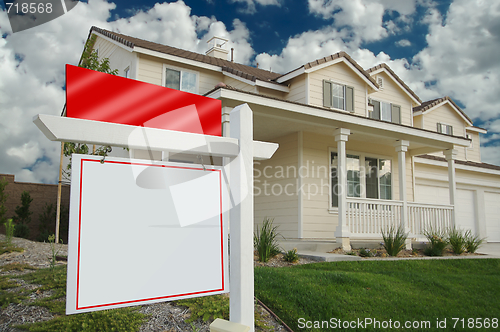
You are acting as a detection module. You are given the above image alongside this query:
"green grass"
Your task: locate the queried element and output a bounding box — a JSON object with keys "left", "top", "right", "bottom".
{"left": 0, "top": 241, "right": 24, "bottom": 255}
{"left": 255, "top": 259, "right": 500, "bottom": 331}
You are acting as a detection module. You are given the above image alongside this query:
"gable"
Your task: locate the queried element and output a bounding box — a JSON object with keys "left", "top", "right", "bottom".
{"left": 368, "top": 71, "right": 413, "bottom": 126}
{"left": 308, "top": 61, "right": 369, "bottom": 116}
{"left": 421, "top": 102, "right": 467, "bottom": 137}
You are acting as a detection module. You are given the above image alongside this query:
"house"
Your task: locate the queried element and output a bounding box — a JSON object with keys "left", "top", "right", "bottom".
{"left": 82, "top": 26, "right": 500, "bottom": 250}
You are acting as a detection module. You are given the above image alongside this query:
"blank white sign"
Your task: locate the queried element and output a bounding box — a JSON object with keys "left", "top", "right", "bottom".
{"left": 66, "top": 154, "right": 228, "bottom": 314}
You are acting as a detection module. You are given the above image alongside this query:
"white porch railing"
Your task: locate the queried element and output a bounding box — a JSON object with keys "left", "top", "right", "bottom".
{"left": 407, "top": 202, "right": 454, "bottom": 238}
{"left": 346, "top": 198, "right": 454, "bottom": 238}
{"left": 347, "top": 198, "right": 403, "bottom": 238}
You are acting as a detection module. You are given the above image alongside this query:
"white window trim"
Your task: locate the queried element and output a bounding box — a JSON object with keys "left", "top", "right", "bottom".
{"left": 466, "top": 134, "right": 473, "bottom": 148}
{"left": 124, "top": 66, "right": 130, "bottom": 79}
{"left": 328, "top": 147, "right": 394, "bottom": 213}
{"left": 437, "top": 122, "right": 453, "bottom": 135}
{"left": 162, "top": 63, "right": 200, "bottom": 94}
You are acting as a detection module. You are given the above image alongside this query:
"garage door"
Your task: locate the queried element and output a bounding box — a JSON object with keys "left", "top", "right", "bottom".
{"left": 485, "top": 192, "right": 500, "bottom": 242}
{"left": 415, "top": 185, "right": 476, "bottom": 234}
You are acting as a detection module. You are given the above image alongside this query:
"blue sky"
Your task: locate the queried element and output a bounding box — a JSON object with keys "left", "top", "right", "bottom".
{"left": 1, "top": 0, "right": 499, "bottom": 183}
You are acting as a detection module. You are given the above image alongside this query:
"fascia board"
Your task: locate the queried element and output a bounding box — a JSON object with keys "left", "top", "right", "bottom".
{"left": 369, "top": 68, "right": 421, "bottom": 105}
{"left": 422, "top": 101, "right": 473, "bottom": 126}
{"left": 413, "top": 111, "right": 423, "bottom": 117}
{"left": 216, "top": 88, "right": 470, "bottom": 148}
{"left": 91, "top": 32, "right": 133, "bottom": 52}
{"left": 134, "top": 46, "right": 222, "bottom": 73}
{"left": 466, "top": 126, "right": 487, "bottom": 134}
{"left": 414, "top": 156, "right": 500, "bottom": 176}
{"left": 276, "top": 67, "right": 305, "bottom": 83}
{"left": 255, "top": 80, "right": 289, "bottom": 92}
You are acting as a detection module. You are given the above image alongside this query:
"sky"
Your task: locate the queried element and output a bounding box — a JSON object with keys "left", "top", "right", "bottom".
{"left": 0, "top": 0, "right": 500, "bottom": 184}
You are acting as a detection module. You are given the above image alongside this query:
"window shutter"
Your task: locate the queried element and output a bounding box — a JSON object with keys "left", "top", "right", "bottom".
{"left": 449, "top": 126, "right": 453, "bottom": 136}
{"left": 371, "top": 100, "right": 380, "bottom": 119}
{"left": 323, "top": 80, "right": 332, "bottom": 107}
{"left": 437, "top": 123, "right": 442, "bottom": 133}
{"left": 391, "top": 104, "right": 401, "bottom": 124}
{"left": 346, "top": 86, "right": 354, "bottom": 112}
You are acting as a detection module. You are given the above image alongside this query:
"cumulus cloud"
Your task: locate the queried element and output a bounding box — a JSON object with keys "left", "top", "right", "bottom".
{"left": 396, "top": 39, "right": 411, "bottom": 47}
{"left": 0, "top": 0, "right": 255, "bottom": 184}
{"left": 229, "top": 0, "right": 281, "bottom": 14}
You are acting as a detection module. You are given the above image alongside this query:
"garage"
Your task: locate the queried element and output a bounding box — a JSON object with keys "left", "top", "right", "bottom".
{"left": 415, "top": 185, "right": 476, "bottom": 234}
{"left": 485, "top": 192, "right": 500, "bottom": 242}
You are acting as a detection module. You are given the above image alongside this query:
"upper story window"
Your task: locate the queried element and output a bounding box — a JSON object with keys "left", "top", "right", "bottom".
{"left": 165, "top": 67, "right": 198, "bottom": 94}
{"left": 323, "top": 80, "right": 354, "bottom": 112}
{"left": 467, "top": 134, "right": 473, "bottom": 148}
{"left": 437, "top": 123, "right": 453, "bottom": 135}
{"left": 368, "top": 99, "right": 401, "bottom": 124}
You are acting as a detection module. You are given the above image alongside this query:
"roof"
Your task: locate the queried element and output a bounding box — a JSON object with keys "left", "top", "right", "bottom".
{"left": 89, "top": 26, "right": 282, "bottom": 83}
{"left": 276, "top": 51, "right": 379, "bottom": 88}
{"left": 366, "top": 63, "right": 422, "bottom": 104}
{"left": 417, "top": 154, "right": 500, "bottom": 171}
{"left": 413, "top": 96, "right": 473, "bottom": 125}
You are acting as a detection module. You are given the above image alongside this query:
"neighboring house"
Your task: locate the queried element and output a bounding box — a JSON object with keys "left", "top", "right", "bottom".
{"left": 83, "top": 26, "right": 500, "bottom": 250}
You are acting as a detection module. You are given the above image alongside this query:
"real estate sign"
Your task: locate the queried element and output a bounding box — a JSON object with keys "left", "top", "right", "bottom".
{"left": 66, "top": 154, "right": 228, "bottom": 314}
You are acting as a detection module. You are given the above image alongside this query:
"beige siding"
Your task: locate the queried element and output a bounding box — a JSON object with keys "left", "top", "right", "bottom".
{"left": 223, "top": 76, "right": 256, "bottom": 92}
{"left": 257, "top": 86, "right": 285, "bottom": 99}
{"left": 368, "top": 71, "right": 413, "bottom": 126}
{"left": 413, "top": 114, "right": 423, "bottom": 129}
{"left": 137, "top": 54, "right": 223, "bottom": 94}
{"left": 285, "top": 76, "right": 306, "bottom": 103}
{"left": 308, "top": 62, "right": 367, "bottom": 116}
{"left": 254, "top": 132, "right": 299, "bottom": 239}
{"left": 466, "top": 131, "right": 481, "bottom": 163}
{"left": 299, "top": 132, "right": 413, "bottom": 239}
{"left": 94, "top": 38, "right": 135, "bottom": 78}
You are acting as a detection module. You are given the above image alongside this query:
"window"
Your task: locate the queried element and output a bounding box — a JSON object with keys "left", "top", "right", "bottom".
{"left": 331, "top": 151, "right": 392, "bottom": 207}
{"left": 165, "top": 67, "right": 197, "bottom": 94}
{"left": 323, "top": 80, "right": 354, "bottom": 112}
{"left": 437, "top": 123, "right": 453, "bottom": 135}
{"left": 124, "top": 67, "right": 130, "bottom": 79}
{"left": 369, "top": 99, "right": 401, "bottom": 124}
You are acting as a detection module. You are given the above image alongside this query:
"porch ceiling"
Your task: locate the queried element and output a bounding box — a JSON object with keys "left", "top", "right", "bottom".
{"left": 213, "top": 88, "right": 470, "bottom": 155}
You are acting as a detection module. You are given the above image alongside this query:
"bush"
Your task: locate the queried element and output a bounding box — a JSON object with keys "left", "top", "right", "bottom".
{"left": 14, "top": 223, "right": 30, "bottom": 239}
{"left": 358, "top": 248, "right": 374, "bottom": 257}
{"left": 464, "top": 230, "right": 484, "bottom": 253}
{"left": 4, "top": 219, "right": 14, "bottom": 246}
{"left": 283, "top": 248, "right": 299, "bottom": 263}
{"left": 254, "top": 217, "right": 281, "bottom": 262}
{"left": 448, "top": 227, "right": 466, "bottom": 254}
{"left": 13, "top": 191, "right": 32, "bottom": 239}
{"left": 424, "top": 228, "right": 448, "bottom": 256}
{"left": 0, "top": 177, "right": 8, "bottom": 226}
{"left": 381, "top": 225, "right": 408, "bottom": 256}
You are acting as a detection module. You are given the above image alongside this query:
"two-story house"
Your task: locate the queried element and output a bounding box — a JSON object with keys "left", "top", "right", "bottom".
{"left": 83, "top": 26, "right": 500, "bottom": 250}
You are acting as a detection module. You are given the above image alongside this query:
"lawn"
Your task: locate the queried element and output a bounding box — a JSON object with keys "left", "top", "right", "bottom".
{"left": 255, "top": 259, "right": 500, "bottom": 331}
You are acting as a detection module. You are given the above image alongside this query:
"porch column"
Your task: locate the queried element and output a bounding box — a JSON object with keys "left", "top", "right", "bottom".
{"left": 394, "top": 140, "right": 411, "bottom": 249}
{"left": 334, "top": 128, "right": 351, "bottom": 251}
{"left": 444, "top": 149, "right": 458, "bottom": 227}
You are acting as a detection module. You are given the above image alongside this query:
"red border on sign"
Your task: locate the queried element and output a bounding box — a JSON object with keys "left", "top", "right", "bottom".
{"left": 75, "top": 158, "right": 225, "bottom": 311}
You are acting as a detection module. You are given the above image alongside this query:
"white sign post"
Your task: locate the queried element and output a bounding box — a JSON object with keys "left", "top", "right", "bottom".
{"left": 34, "top": 103, "right": 277, "bottom": 331}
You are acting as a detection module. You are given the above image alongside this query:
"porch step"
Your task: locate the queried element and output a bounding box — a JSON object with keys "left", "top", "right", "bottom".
{"left": 297, "top": 250, "right": 361, "bottom": 262}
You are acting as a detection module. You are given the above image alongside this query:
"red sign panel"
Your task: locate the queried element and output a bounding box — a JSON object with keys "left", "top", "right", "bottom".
{"left": 65, "top": 65, "right": 221, "bottom": 136}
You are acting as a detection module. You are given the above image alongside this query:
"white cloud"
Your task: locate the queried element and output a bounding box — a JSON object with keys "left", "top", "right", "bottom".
{"left": 0, "top": 0, "right": 255, "bottom": 184}
{"left": 229, "top": 0, "right": 281, "bottom": 14}
{"left": 396, "top": 39, "right": 411, "bottom": 47}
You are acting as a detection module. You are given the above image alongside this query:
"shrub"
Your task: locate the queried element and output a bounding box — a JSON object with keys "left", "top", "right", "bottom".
{"left": 254, "top": 217, "right": 281, "bottom": 262}
{"left": 4, "top": 219, "right": 14, "bottom": 246}
{"left": 448, "top": 227, "right": 466, "bottom": 254}
{"left": 381, "top": 225, "right": 408, "bottom": 256}
{"left": 424, "top": 228, "right": 448, "bottom": 256}
{"left": 464, "top": 230, "right": 485, "bottom": 253}
{"left": 358, "top": 248, "right": 374, "bottom": 257}
{"left": 13, "top": 191, "right": 32, "bottom": 239}
{"left": 283, "top": 248, "right": 299, "bottom": 263}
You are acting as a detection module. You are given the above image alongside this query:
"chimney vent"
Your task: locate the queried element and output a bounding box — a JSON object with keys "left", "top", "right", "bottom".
{"left": 231, "top": 48, "right": 234, "bottom": 62}
{"left": 206, "top": 36, "right": 229, "bottom": 60}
